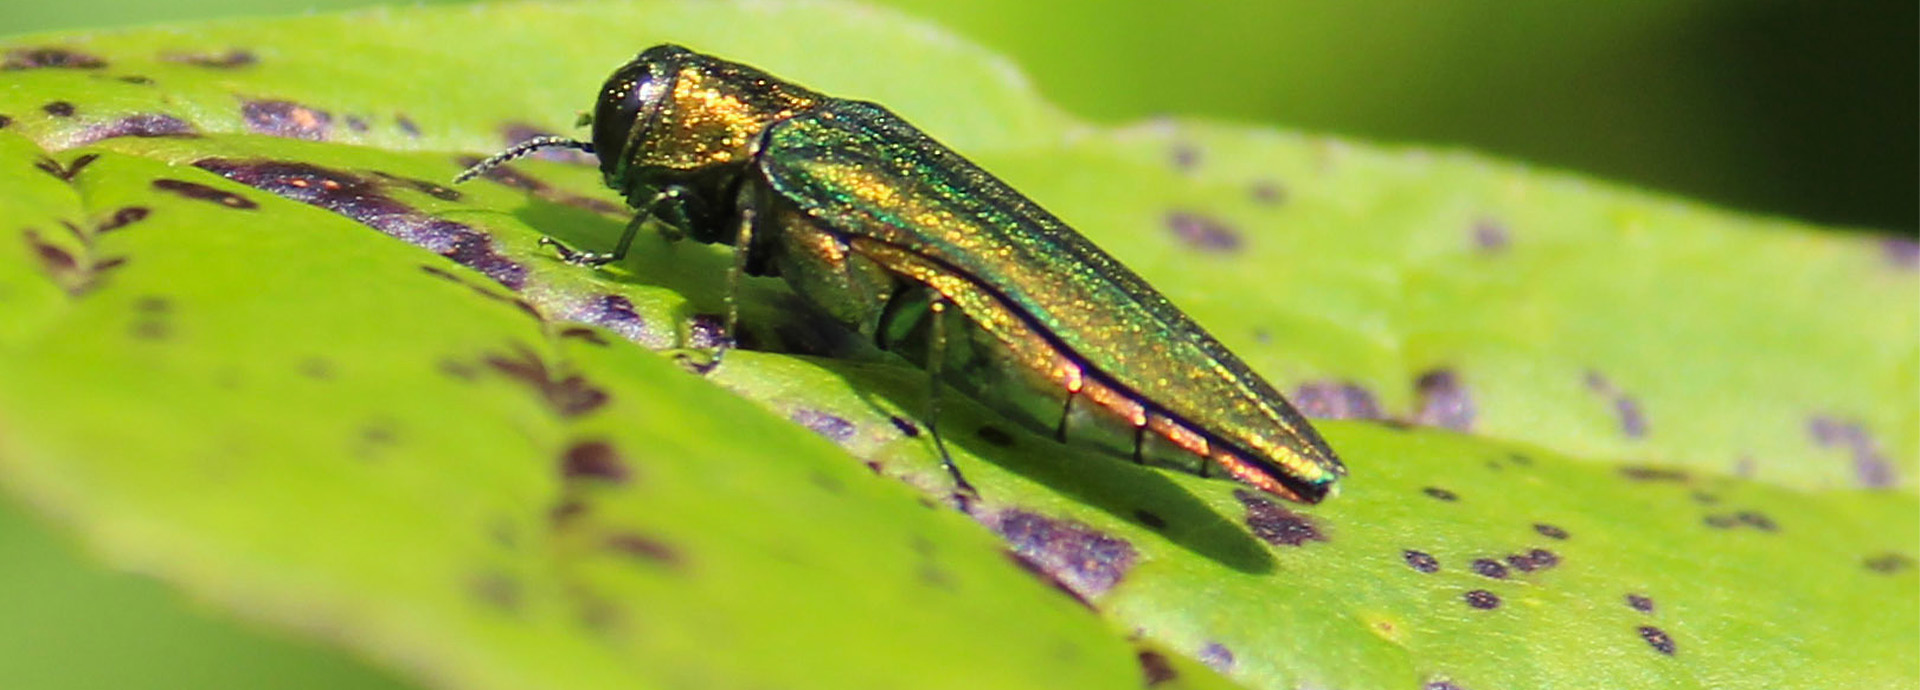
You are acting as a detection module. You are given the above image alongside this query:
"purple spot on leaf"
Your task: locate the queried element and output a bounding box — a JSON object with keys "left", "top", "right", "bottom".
{"left": 991, "top": 509, "right": 1136, "bottom": 599}
{"left": 1414, "top": 368, "right": 1475, "bottom": 431}
{"left": 1292, "top": 380, "right": 1384, "bottom": 420}
{"left": 241, "top": 100, "right": 331, "bottom": 140}
{"left": 1234, "top": 489, "right": 1326, "bottom": 547}
{"left": 1165, "top": 211, "right": 1243, "bottom": 253}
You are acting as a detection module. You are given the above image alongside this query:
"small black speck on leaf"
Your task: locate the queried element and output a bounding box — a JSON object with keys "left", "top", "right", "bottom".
{"left": 166, "top": 49, "right": 257, "bottom": 68}
{"left": 561, "top": 439, "right": 629, "bottom": 483}
{"left": 1863, "top": 552, "right": 1915, "bottom": 574}
{"left": 151, "top": 179, "right": 257, "bottom": 209}
{"left": 1534, "top": 523, "right": 1569, "bottom": 540}
{"left": 1463, "top": 589, "right": 1501, "bottom": 610}
{"left": 98, "top": 206, "right": 151, "bottom": 232}
{"left": 4, "top": 47, "right": 106, "bottom": 70}
{"left": 1137, "top": 649, "right": 1177, "bottom": 686}
{"left": 1626, "top": 593, "right": 1655, "bottom": 613}
{"left": 606, "top": 533, "right": 681, "bottom": 567}
{"left": 889, "top": 415, "right": 921, "bottom": 437}
{"left": 1638, "top": 625, "right": 1676, "bottom": 655}
{"left": 1471, "top": 558, "right": 1509, "bottom": 579}
{"left": 1403, "top": 550, "right": 1440, "bottom": 573}
{"left": 1423, "top": 486, "right": 1459, "bottom": 502}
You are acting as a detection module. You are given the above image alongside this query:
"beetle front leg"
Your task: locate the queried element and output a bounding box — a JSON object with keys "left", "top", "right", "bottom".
{"left": 543, "top": 186, "right": 686, "bottom": 266}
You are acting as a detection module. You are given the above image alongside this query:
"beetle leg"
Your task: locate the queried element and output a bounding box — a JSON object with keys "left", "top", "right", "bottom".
{"left": 544, "top": 187, "right": 681, "bottom": 266}
{"left": 705, "top": 191, "right": 759, "bottom": 371}
{"left": 1056, "top": 392, "right": 1076, "bottom": 443}
{"left": 925, "top": 295, "right": 978, "bottom": 499}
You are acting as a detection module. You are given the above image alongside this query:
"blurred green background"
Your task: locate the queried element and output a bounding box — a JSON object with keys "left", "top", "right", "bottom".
{"left": 0, "top": 1, "right": 1910, "bottom": 689}
{"left": 5, "top": 0, "right": 1913, "bottom": 234}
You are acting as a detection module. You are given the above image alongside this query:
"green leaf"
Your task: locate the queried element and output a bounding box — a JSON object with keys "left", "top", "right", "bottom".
{"left": 0, "top": 2, "right": 1911, "bottom": 690}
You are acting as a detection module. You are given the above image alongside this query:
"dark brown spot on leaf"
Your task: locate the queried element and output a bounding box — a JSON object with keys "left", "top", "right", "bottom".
{"left": 165, "top": 49, "right": 256, "bottom": 68}
{"left": 976, "top": 425, "right": 1014, "bottom": 447}
{"left": 1508, "top": 548, "right": 1560, "bottom": 572}
{"left": 1471, "top": 558, "right": 1509, "bottom": 579}
{"left": 558, "top": 326, "right": 609, "bottom": 346}
{"left": 991, "top": 509, "right": 1136, "bottom": 599}
{"left": 1414, "top": 368, "right": 1475, "bottom": 430}
{"left": 38, "top": 153, "right": 99, "bottom": 182}
{"left": 1423, "top": 486, "right": 1459, "bottom": 501}
{"left": 152, "top": 178, "right": 257, "bottom": 209}
{"left": 1165, "top": 211, "right": 1243, "bottom": 253}
{"left": 791, "top": 408, "right": 857, "bottom": 443}
{"left": 1734, "top": 511, "right": 1778, "bottom": 532}
{"left": 1424, "top": 681, "right": 1467, "bottom": 690}
{"left": 1292, "top": 380, "right": 1384, "bottom": 420}
{"left": 1463, "top": 589, "right": 1501, "bottom": 610}
{"left": 4, "top": 47, "right": 106, "bottom": 70}
{"left": 606, "top": 533, "right": 681, "bottom": 567}
{"left": 117, "top": 75, "right": 152, "bottom": 85}
{"left": 1198, "top": 642, "right": 1235, "bottom": 672}
{"left": 561, "top": 439, "right": 629, "bottom": 483}
{"left": 0, "top": 114, "right": 11, "bottom": 128}
{"left": 1404, "top": 549, "right": 1440, "bottom": 573}
{"left": 483, "top": 349, "right": 609, "bottom": 418}
{"left": 1137, "top": 650, "right": 1176, "bottom": 686}
{"left": 97, "top": 206, "right": 151, "bottom": 233}
{"left": 1234, "top": 489, "right": 1325, "bottom": 547}
{"left": 1626, "top": 593, "right": 1656, "bottom": 613}
{"left": 346, "top": 116, "right": 370, "bottom": 132}
{"left": 194, "top": 158, "right": 525, "bottom": 288}
{"left": 1619, "top": 465, "right": 1689, "bottom": 482}
{"left": 1131, "top": 510, "right": 1166, "bottom": 530}
{"left": 1638, "top": 625, "right": 1676, "bottom": 655}
{"left": 1863, "top": 552, "right": 1915, "bottom": 574}
{"left": 396, "top": 114, "right": 421, "bottom": 137}
{"left": 242, "top": 100, "right": 331, "bottom": 140}
{"left": 889, "top": 415, "right": 921, "bottom": 437}
{"left": 1534, "top": 523, "right": 1569, "bottom": 540}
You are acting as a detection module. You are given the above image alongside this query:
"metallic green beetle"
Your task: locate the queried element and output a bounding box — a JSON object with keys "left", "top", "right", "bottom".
{"left": 457, "top": 45, "right": 1346, "bottom": 502}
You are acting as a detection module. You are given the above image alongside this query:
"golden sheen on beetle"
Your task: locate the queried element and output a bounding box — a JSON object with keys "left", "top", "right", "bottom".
{"left": 456, "top": 45, "right": 1347, "bottom": 503}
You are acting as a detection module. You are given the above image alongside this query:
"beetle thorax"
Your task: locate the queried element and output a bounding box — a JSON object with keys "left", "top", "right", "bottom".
{"left": 632, "top": 64, "right": 819, "bottom": 173}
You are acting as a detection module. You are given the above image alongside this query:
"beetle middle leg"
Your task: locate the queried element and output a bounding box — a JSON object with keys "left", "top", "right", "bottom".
{"left": 924, "top": 293, "right": 979, "bottom": 500}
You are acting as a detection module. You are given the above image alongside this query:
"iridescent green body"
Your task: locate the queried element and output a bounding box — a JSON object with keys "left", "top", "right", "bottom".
{"left": 457, "top": 45, "right": 1346, "bottom": 503}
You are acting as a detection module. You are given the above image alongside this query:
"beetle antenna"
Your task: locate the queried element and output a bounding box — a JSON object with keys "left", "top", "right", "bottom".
{"left": 453, "top": 137, "right": 595, "bottom": 183}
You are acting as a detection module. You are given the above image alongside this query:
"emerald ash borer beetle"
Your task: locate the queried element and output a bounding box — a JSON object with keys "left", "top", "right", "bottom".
{"left": 456, "top": 45, "right": 1346, "bottom": 503}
